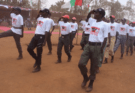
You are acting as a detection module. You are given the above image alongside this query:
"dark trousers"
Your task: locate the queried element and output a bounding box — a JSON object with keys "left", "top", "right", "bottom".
{"left": 70, "top": 31, "right": 76, "bottom": 48}
{"left": 78, "top": 43, "right": 101, "bottom": 80}
{"left": 46, "top": 32, "right": 52, "bottom": 52}
{"left": 27, "top": 35, "right": 45, "bottom": 66}
{"left": 57, "top": 35, "right": 71, "bottom": 59}
{"left": 0, "top": 30, "right": 22, "bottom": 55}
{"left": 126, "top": 36, "right": 134, "bottom": 54}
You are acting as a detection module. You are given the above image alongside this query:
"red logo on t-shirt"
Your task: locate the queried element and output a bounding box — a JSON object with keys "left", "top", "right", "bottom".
{"left": 13, "top": 18, "right": 17, "bottom": 24}
{"left": 37, "top": 21, "right": 43, "bottom": 27}
{"left": 129, "top": 29, "right": 133, "bottom": 33}
{"left": 111, "top": 26, "right": 115, "bottom": 31}
{"left": 71, "top": 25, "right": 74, "bottom": 28}
{"left": 120, "top": 27, "right": 125, "bottom": 31}
{"left": 90, "top": 27, "right": 100, "bottom": 36}
{"left": 62, "top": 26, "right": 67, "bottom": 31}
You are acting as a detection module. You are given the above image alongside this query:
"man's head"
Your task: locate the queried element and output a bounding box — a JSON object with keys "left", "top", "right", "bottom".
{"left": 94, "top": 8, "right": 105, "bottom": 20}
{"left": 121, "top": 18, "right": 126, "bottom": 25}
{"left": 62, "top": 15, "right": 70, "bottom": 22}
{"left": 72, "top": 17, "right": 76, "bottom": 22}
{"left": 132, "top": 22, "right": 135, "bottom": 27}
{"left": 40, "top": 8, "right": 50, "bottom": 18}
{"left": 12, "top": 7, "right": 21, "bottom": 14}
{"left": 110, "top": 15, "right": 115, "bottom": 23}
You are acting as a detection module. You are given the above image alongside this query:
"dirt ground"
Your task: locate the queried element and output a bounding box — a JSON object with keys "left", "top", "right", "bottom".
{"left": 0, "top": 29, "right": 135, "bottom": 93}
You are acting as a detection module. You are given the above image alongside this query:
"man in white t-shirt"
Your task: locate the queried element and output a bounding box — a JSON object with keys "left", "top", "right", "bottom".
{"left": 113, "top": 18, "right": 129, "bottom": 59}
{"left": 126, "top": 22, "right": 135, "bottom": 55}
{"left": 78, "top": 8, "right": 108, "bottom": 92}
{"left": 70, "top": 17, "right": 78, "bottom": 51}
{"left": 44, "top": 13, "right": 55, "bottom": 55}
{"left": 104, "top": 15, "right": 118, "bottom": 63}
{"left": 56, "top": 15, "right": 72, "bottom": 64}
{"left": 0, "top": 7, "right": 24, "bottom": 60}
{"left": 27, "top": 8, "right": 49, "bottom": 73}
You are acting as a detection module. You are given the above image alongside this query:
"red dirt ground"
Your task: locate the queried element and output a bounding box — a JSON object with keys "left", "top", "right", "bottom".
{"left": 0, "top": 29, "right": 135, "bottom": 93}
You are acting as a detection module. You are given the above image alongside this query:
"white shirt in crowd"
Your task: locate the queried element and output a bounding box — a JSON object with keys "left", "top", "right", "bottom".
{"left": 35, "top": 17, "right": 47, "bottom": 35}
{"left": 84, "top": 23, "right": 91, "bottom": 34}
{"left": 45, "top": 18, "right": 55, "bottom": 32}
{"left": 128, "top": 26, "right": 135, "bottom": 37}
{"left": 59, "top": 21, "right": 71, "bottom": 35}
{"left": 10, "top": 13, "right": 23, "bottom": 35}
{"left": 117, "top": 24, "right": 129, "bottom": 35}
{"left": 70, "top": 22, "right": 78, "bottom": 32}
{"left": 89, "top": 21, "right": 108, "bottom": 42}
{"left": 80, "top": 20, "right": 87, "bottom": 31}
{"left": 88, "top": 17, "right": 96, "bottom": 25}
{"left": 108, "top": 22, "right": 118, "bottom": 36}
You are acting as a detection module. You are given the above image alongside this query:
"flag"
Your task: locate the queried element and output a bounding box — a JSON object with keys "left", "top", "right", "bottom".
{"left": 75, "top": 0, "right": 82, "bottom": 6}
{"left": 61, "top": 0, "right": 82, "bottom": 9}
{"left": 30, "top": 0, "right": 32, "bottom": 6}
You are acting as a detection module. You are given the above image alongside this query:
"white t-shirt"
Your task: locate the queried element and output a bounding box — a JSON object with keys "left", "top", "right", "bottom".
{"left": 84, "top": 23, "right": 91, "bottom": 34}
{"left": 88, "top": 17, "right": 96, "bottom": 25}
{"left": 89, "top": 21, "right": 108, "bottom": 42}
{"left": 10, "top": 13, "right": 23, "bottom": 35}
{"left": 59, "top": 21, "right": 71, "bottom": 35}
{"left": 70, "top": 22, "right": 78, "bottom": 32}
{"left": 45, "top": 18, "right": 55, "bottom": 32}
{"left": 35, "top": 17, "right": 47, "bottom": 35}
{"left": 117, "top": 24, "right": 129, "bottom": 35}
{"left": 108, "top": 22, "right": 118, "bottom": 36}
{"left": 80, "top": 20, "right": 87, "bottom": 31}
{"left": 128, "top": 26, "right": 135, "bottom": 37}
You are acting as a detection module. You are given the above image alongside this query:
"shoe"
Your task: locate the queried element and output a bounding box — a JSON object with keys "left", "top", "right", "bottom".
{"left": 103, "top": 58, "right": 108, "bottom": 64}
{"left": 120, "top": 54, "right": 123, "bottom": 59}
{"left": 111, "top": 56, "right": 114, "bottom": 63}
{"left": 32, "top": 67, "right": 41, "bottom": 73}
{"left": 47, "top": 52, "right": 52, "bottom": 55}
{"left": 81, "top": 78, "right": 89, "bottom": 88}
{"left": 86, "top": 86, "right": 93, "bottom": 92}
{"left": 126, "top": 53, "right": 128, "bottom": 56}
{"left": 33, "top": 62, "right": 37, "bottom": 68}
{"left": 67, "top": 56, "right": 72, "bottom": 62}
{"left": 55, "top": 60, "right": 61, "bottom": 64}
{"left": 17, "top": 55, "right": 23, "bottom": 60}
{"left": 130, "top": 53, "right": 133, "bottom": 56}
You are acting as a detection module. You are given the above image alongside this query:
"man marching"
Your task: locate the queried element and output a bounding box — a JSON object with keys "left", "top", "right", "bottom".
{"left": 27, "top": 8, "right": 49, "bottom": 72}
{"left": 126, "top": 22, "right": 135, "bottom": 56}
{"left": 0, "top": 7, "right": 24, "bottom": 60}
{"left": 70, "top": 17, "right": 78, "bottom": 51}
{"left": 56, "top": 15, "right": 72, "bottom": 64}
{"left": 112, "top": 18, "right": 129, "bottom": 60}
{"left": 45, "top": 13, "right": 55, "bottom": 55}
{"left": 104, "top": 15, "right": 118, "bottom": 63}
{"left": 78, "top": 8, "right": 108, "bottom": 92}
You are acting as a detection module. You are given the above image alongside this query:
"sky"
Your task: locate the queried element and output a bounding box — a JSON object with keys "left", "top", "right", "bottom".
{"left": 46, "top": 0, "right": 135, "bottom": 8}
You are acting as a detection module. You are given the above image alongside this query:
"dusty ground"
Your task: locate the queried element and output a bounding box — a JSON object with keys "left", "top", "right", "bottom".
{"left": 0, "top": 28, "right": 135, "bottom": 93}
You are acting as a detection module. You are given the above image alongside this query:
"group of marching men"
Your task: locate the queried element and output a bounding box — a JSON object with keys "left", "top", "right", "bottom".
{"left": 0, "top": 7, "right": 135, "bottom": 92}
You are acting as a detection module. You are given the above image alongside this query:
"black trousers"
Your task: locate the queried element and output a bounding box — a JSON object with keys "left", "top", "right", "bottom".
{"left": 70, "top": 31, "right": 76, "bottom": 48}
{"left": 0, "top": 30, "right": 22, "bottom": 55}
{"left": 57, "top": 34, "right": 71, "bottom": 59}
{"left": 46, "top": 32, "right": 52, "bottom": 52}
{"left": 27, "top": 34, "right": 45, "bottom": 66}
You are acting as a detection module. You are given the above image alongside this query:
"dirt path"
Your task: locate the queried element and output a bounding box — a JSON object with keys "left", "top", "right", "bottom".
{"left": 0, "top": 33, "right": 134, "bottom": 93}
